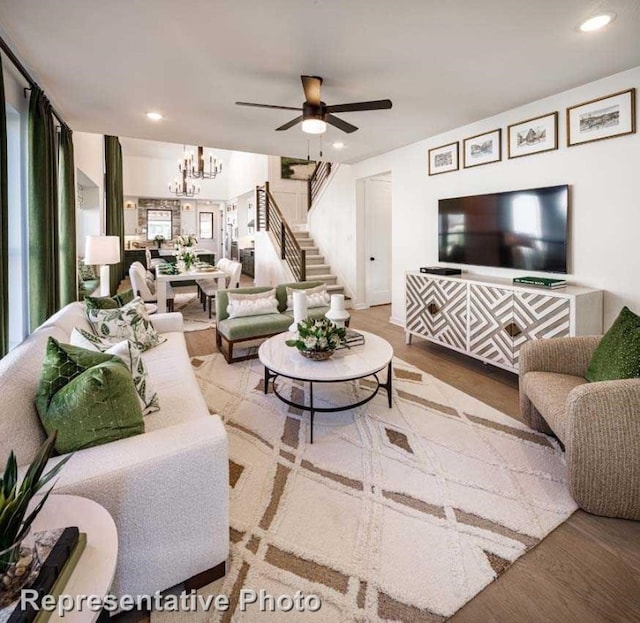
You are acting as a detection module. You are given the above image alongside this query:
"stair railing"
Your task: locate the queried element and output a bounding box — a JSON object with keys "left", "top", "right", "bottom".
{"left": 256, "top": 182, "right": 306, "bottom": 282}
{"left": 307, "top": 161, "right": 332, "bottom": 210}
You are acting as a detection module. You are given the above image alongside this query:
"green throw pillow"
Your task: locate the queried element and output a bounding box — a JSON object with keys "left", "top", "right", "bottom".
{"left": 41, "top": 360, "right": 144, "bottom": 454}
{"left": 85, "top": 289, "right": 135, "bottom": 310}
{"left": 35, "top": 337, "right": 115, "bottom": 418}
{"left": 586, "top": 306, "right": 640, "bottom": 382}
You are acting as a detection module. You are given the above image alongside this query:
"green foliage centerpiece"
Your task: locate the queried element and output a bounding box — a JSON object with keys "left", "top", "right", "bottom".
{"left": 0, "top": 433, "right": 69, "bottom": 606}
{"left": 286, "top": 318, "right": 347, "bottom": 361}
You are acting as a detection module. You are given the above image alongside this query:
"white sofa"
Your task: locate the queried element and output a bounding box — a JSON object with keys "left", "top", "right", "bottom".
{"left": 0, "top": 302, "right": 229, "bottom": 598}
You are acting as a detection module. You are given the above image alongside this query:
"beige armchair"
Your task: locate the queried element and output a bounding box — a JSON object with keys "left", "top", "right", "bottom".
{"left": 519, "top": 336, "right": 640, "bottom": 520}
{"left": 145, "top": 248, "right": 167, "bottom": 270}
{"left": 129, "top": 262, "right": 175, "bottom": 312}
{"left": 196, "top": 259, "right": 242, "bottom": 319}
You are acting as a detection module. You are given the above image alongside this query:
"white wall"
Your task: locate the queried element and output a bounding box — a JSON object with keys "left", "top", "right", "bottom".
{"left": 123, "top": 155, "right": 228, "bottom": 200}
{"left": 73, "top": 132, "right": 104, "bottom": 250}
{"left": 267, "top": 156, "right": 308, "bottom": 226}
{"left": 225, "top": 151, "right": 268, "bottom": 200}
{"left": 308, "top": 164, "right": 358, "bottom": 301}
{"left": 195, "top": 201, "right": 224, "bottom": 255}
{"left": 311, "top": 65, "right": 640, "bottom": 329}
{"left": 254, "top": 231, "right": 293, "bottom": 287}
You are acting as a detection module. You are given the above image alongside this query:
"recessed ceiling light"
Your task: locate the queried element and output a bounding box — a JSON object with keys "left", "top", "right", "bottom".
{"left": 332, "top": 141, "right": 345, "bottom": 149}
{"left": 145, "top": 111, "right": 163, "bottom": 121}
{"left": 579, "top": 13, "right": 615, "bottom": 32}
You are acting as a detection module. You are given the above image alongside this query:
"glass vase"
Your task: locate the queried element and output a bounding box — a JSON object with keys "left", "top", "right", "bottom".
{"left": 0, "top": 539, "right": 39, "bottom": 608}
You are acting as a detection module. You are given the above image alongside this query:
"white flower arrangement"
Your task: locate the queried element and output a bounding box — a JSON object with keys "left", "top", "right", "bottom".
{"left": 286, "top": 318, "right": 346, "bottom": 359}
{"left": 174, "top": 234, "right": 197, "bottom": 249}
{"left": 176, "top": 248, "right": 197, "bottom": 270}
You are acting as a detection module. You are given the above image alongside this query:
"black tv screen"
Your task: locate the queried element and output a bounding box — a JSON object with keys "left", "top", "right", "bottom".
{"left": 438, "top": 184, "right": 569, "bottom": 273}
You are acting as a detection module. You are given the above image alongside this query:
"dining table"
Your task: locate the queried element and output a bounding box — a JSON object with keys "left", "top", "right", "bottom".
{"left": 155, "top": 264, "right": 226, "bottom": 313}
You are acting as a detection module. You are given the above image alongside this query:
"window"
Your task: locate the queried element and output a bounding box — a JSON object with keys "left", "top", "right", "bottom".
{"left": 7, "top": 103, "right": 27, "bottom": 350}
{"left": 199, "top": 212, "right": 213, "bottom": 239}
{"left": 146, "top": 209, "right": 172, "bottom": 240}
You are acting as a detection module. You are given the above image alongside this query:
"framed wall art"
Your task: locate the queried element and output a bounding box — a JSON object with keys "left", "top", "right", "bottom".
{"left": 428, "top": 142, "right": 459, "bottom": 175}
{"left": 567, "top": 88, "right": 636, "bottom": 146}
{"left": 281, "top": 157, "right": 316, "bottom": 180}
{"left": 508, "top": 112, "right": 558, "bottom": 159}
{"left": 463, "top": 129, "right": 501, "bottom": 168}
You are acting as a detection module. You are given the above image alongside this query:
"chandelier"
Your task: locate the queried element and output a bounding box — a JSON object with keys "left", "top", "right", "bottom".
{"left": 169, "top": 169, "right": 200, "bottom": 198}
{"left": 179, "top": 145, "right": 222, "bottom": 179}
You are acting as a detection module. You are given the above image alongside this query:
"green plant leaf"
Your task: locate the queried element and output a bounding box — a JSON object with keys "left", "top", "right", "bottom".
{"left": 0, "top": 433, "right": 69, "bottom": 550}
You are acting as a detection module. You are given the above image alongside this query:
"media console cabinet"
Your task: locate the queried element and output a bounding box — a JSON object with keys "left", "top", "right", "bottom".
{"left": 405, "top": 272, "right": 603, "bottom": 373}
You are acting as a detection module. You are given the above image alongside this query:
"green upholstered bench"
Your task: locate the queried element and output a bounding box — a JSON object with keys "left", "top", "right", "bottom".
{"left": 215, "top": 281, "right": 329, "bottom": 363}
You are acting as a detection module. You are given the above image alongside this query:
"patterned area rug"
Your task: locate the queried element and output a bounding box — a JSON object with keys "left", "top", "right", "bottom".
{"left": 167, "top": 353, "right": 577, "bottom": 622}
{"left": 173, "top": 287, "right": 216, "bottom": 332}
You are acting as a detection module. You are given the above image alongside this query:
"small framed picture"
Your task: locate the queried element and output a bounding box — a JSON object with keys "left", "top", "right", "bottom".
{"left": 463, "top": 129, "right": 501, "bottom": 168}
{"left": 567, "top": 88, "right": 636, "bottom": 147}
{"left": 428, "top": 142, "right": 459, "bottom": 175}
{"left": 508, "top": 112, "right": 558, "bottom": 159}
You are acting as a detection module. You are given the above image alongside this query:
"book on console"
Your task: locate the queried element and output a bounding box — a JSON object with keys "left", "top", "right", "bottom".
{"left": 513, "top": 276, "right": 567, "bottom": 289}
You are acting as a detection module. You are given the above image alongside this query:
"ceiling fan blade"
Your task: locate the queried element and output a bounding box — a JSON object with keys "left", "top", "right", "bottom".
{"left": 276, "top": 116, "right": 304, "bottom": 131}
{"left": 236, "top": 101, "right": 302, "bottom": 111}
{"left": 326, "top": 114, "right": 358, "bottom": 134}
{"left": 325, "top": 99, "right": 393, "bottom": 113}
{"left": 301, "top": 75, "right": 322, "bottom": 105}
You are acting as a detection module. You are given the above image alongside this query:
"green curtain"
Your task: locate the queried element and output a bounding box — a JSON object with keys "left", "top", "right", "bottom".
{"left": 28, "top": 87, "right": 58, "bottom": 331}
{"left": 0, "top": 58, "right": 8, "bottom": 356}
{"left": 105, "top": 135, "right": 124, "bottom": 295}
{"left": 57, "top": 126, "right": 76, "bottom": 305}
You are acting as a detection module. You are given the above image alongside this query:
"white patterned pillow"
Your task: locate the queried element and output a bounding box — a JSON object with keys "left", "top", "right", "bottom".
{"left": 87, "top": 297, "right": 166, "bottom": 351}
{"left": 70, "top": 328, "right": 160, "bottom": 415}
{"left": 70, "top": 326, "right": 111, "bottom": 350}
{"left": 286, "top": 284, "right": 330, "bottom": 310}
{"left": 227, "top": 289, "right": 278, "bottom": 319}
{"left": 105, "top": 340, "right": 160, "bottom": 415}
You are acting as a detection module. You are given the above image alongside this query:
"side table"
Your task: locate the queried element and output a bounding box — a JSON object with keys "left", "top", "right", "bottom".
{"left": 30, "top": 495, "right": 118, "bottom": 623}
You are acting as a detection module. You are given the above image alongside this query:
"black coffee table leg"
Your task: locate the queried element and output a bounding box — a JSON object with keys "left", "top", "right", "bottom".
{"left": 386, "top": 362, "right": 393, "bottom": 408}
{"left": 309, "top": 381, "right": 314, "bottom": 444}
{"left": 264, "top": 367, "right": 270, "bottom": 394}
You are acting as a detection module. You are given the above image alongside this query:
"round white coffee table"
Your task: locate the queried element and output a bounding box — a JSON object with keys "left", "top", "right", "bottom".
{"left": 30, "top": 495, "right": 118, "bottom": 623}
{"left": 258, "top": 330, "right": 394, "bottom": 443}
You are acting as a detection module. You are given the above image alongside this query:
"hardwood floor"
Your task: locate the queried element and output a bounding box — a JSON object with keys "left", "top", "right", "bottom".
{"left": 185, "top": 301, "right": 640, "bottom": 622}
{"left": 347, "top": 304, "right": 640, "bottom": 623}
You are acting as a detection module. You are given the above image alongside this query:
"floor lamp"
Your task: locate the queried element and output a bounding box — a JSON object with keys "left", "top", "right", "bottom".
{"left": 84, "top": 235, "right": 121, "bottom": 297}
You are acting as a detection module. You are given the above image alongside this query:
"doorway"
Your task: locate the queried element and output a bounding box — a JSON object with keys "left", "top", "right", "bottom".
{"left": 357, "top": 172, "right": 392, "bottom": 306}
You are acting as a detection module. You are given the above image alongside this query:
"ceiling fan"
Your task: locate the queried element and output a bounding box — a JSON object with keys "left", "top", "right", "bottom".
{"left": 235, "top": 75, "right": 392, "bottom": 134}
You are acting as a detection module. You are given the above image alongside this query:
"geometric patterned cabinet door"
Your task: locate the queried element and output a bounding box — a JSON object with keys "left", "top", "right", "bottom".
{"left": 406, "top": 274, "right": 467, "bottom": 350}
{"left": 406, "top": 272, "right": 602, "bottom": 374}
{"left": 468, "top": 284, "right": 515, "bottom": 369}
{"left": 511, "top": 291, "right": 570, "bottom": 369}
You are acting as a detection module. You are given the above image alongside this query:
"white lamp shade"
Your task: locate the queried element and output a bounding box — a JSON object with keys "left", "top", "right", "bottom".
{"left": 84, "top": 236, "right": 121, "bottom": 265}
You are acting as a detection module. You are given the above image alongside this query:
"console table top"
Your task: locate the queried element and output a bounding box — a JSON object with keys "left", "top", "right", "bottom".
{"left": 407, "top": 271, "right": 601, "bottom": 297}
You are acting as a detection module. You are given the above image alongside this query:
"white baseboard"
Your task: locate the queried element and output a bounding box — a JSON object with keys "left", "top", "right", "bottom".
{"left": 389, "top": 314, "right": 405, "bottom": 327}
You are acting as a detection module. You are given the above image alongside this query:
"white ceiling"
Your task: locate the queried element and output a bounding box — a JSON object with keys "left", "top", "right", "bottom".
{"left": 120, "top": 136, "right": 233, "bottom": 163}
{"left": 1, "top": 0, "right": 640, "bottom": 163}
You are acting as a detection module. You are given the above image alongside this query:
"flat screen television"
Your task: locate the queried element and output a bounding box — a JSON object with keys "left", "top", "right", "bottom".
{"left": 438, "top": 184, "right": 569, "bottom": 273}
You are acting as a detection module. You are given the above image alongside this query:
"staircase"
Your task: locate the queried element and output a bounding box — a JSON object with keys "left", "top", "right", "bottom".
{"left": 256, "top": 182, "right": 348, "bottom": 303}
{"left": 292, "top": 231, "right": 347, "bottom": 300}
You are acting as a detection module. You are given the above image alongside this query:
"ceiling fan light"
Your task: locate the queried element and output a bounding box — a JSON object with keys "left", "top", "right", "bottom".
{"left": 302, "top": 119, "right": 327, "bottom": 134}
